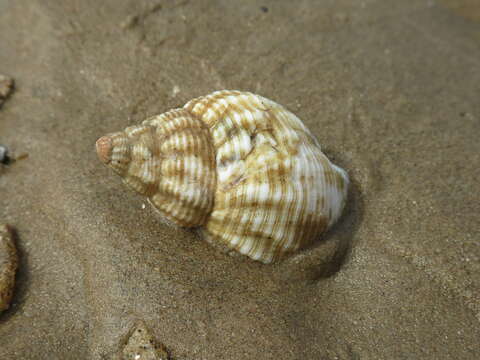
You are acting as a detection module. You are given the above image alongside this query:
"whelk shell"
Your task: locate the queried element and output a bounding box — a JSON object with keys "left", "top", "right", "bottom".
{"left": 96, "top": 90, "right": 349, "bottom": 263}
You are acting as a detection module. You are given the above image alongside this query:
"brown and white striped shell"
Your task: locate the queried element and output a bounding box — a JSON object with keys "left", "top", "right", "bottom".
{"left": 96, "top": 90, "right": 348, "bottom": 263}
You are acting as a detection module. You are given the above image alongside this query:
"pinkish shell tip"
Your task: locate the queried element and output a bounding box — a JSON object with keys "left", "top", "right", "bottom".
{"left": 96, "top": 136, "right": 112, "bottom": 164}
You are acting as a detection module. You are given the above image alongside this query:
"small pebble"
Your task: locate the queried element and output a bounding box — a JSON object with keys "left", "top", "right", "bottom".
{"left": 0, "top": 145, "right": 9, "bottom": 164}
{"left": 0, "top": 74, "right": 14, "bottom": 103}
{"left": 0, "top": 224, "right": 18, "bottom": 313}
{"left": 122, "top": 321, "right": 169, "bottom": 360}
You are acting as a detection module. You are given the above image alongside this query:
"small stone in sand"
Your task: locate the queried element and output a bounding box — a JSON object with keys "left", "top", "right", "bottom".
{"left": 0, "top": 145, "right": 9, "bottom": 164}
{"left": 122, "top": 321, "right": 169, "bottom": 360}
{"left": 0, "top": 224, "right": 19, "bottom": 313}
{"left": 0, "top": 74, "right": 14, "bottom": 104}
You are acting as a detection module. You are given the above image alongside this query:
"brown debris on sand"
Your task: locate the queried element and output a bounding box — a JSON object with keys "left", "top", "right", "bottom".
{"left": 0, "top": 74, "right": 14, "bottom": 107}
{"left": 0, "top": 224, "right": 18, "bottom": 313}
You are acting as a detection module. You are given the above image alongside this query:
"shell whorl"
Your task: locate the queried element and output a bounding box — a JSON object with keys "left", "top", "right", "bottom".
{"left": 96, "top": 108, "right": 216, "bottom": 227}
{"left": 184, "top": 91, "right": 348, "bottom": 263}
{"left": 96, "top": 90, "right": 349, "bottom": 263}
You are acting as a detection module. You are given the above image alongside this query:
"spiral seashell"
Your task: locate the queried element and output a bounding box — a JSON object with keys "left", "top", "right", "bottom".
{"left": 96, "top": 90, "right": 349, "bottom": 263}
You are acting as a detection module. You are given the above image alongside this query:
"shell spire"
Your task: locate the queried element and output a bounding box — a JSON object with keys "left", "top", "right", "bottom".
{"left": 96, "top": 109, "right": 216, "bottom": 227}
{"left": 96, "top": 90, "right": 348, "bottom": 263}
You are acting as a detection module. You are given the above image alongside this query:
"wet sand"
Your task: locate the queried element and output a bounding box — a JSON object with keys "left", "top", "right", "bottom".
{"left": 0, "top": 1, "right": 479, "bottom": 359}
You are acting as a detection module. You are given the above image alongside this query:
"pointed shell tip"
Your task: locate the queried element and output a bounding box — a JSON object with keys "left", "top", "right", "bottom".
{"left": 96, "top": 136, "right": 112, "bottom": 164}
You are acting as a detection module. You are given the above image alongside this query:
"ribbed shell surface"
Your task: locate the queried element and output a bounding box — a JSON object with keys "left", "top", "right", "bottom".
{"left": 105, "top": 109, "right": 216, "bottom": 227}
{"left": 184, "top": 91, "right": 349, "bottom": 263}
{"left": 97, "top": 90, "right": 348, "bottom": 263}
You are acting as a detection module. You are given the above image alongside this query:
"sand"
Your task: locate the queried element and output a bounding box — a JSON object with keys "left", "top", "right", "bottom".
{"left": 0, "top": 0, "right": 479, "bottom": 359}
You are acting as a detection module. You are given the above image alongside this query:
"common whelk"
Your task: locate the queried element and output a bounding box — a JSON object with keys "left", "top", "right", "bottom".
{"left": 96, "top": 90, "right": 348, "bottom": 263}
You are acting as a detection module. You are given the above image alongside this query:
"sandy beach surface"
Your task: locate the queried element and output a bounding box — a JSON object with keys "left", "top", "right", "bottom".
{"left": 0, "top": 0, "right": 479, "bottom": 359}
